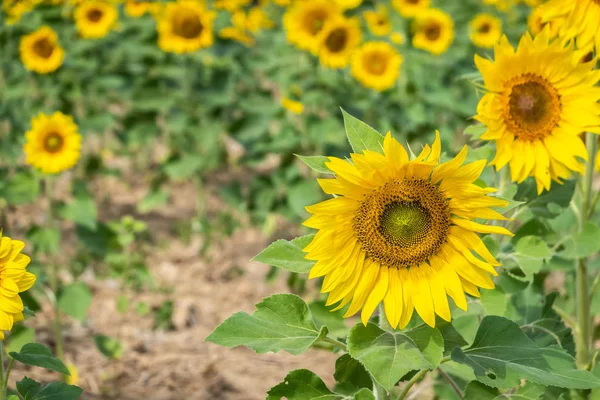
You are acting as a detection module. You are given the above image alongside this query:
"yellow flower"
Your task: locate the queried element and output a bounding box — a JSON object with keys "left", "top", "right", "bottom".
{"left": 157, "top": 0, "right": 216, "bottom": 54}
{"left": 273, "top": 0, "right": 291, "bottom": 6}
{"left": 333, "top": 0, "right": 362, "bottom": 10}
{"left": 3, "top": 0, "right": 39, "bottom": 25}
{"left": 392, "top": 0, "right": 430, "bottom": 18}
{"left": 474, "top": 30, "right": 600, "bottom": 194}
{"left": 469, "top": 14, "right": 502, "bottom": 48}
{"left": 539, "top": 0, "right": 600, "bottom": 51}
{"left": 304, "top": 131, "right": 512, "bottom": 328}
{"left": 283, "top": 0, "right": 341, "bottom": 54}
{"left": 351, "top": 42, "right": 402, "bottom": 91}
{"left": 483, "top": 0, "right": 517, "bottom": 12}
{"left": 19, "top": 26, "right": 65, "bottom": 74}
{"left": 318, "top": 17, "right": 362, "bottom": 69}
{"left": 24, "top": 112, "right": 82, "bottom": 175}
{"left": 527, "top": 6, "right": 561, "bottom": 38}
{"left": 412, "top": 8, "right": 454, "bottom": 55}
{"left": 281, "top": 97, "right": 304, "bottom": 114}
{"left": 0, "top": 234, "right": 36, "bottom": 340}
{"left": 74, "top": 1, "right": 118, "bottom": 39}
{"left": 66, "top": 363, "right": 79, "bottom": 386}
{"left": 234, "top": 8, "right": 273, "bottom": 33}
{"left": 214, "top": 0, "right": 251, "bottom": 12}
{"left": 124, "top": 0, "right": 156, "bottom": 17}
{"left": 390, "top": 32, "right": 406, "bottom": 45}
{"left": 219, "top": 27, "right": 255, "bottom": 46}
{"left": 363, "top": 5, "right": 392, "bottom": 37}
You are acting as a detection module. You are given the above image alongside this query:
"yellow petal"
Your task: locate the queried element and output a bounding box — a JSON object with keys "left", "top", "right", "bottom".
{"left": 361, "top": 266, "right": 389, "bottom": 325}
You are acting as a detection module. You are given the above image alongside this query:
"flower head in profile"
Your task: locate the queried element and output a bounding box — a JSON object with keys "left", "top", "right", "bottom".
{"left": 412, "top": 8, "right": 454, "bottom": 55}
{"left": 474, "top": 29, "right": 600, "bottom": 193}
{"left": 74, "top": 1, "right": 118, "bottom": 39}
{"left": 351, "top": 41, "right": 402, "bottom": 91}
{"left": 304, "top": 130, "right": 512, "bottom": 328}
{"left": 317, "top": 16, "right": 362, "bottom": 69}
{"left": 20, "top": 26, "right": 65, "bottom": 74}
{"left": 469, "top": 14, "right": 502, "bottom": 48}
{"left": 157, "top": 0, "right": 216, "bottom": 54}
{"left": 24, "top": 112, "right": 82, "bottom": 175}
{"left": 283, "top": 0, "right": 340, "bottom": 54}
{"left": 539, "top": 0, "right": 600, "bottom": 51}
{"left": 0, "top": 234, "right": 36, "bottom": 340}
{"left": 392, "top": 0, "right": 430, "bottom": 18}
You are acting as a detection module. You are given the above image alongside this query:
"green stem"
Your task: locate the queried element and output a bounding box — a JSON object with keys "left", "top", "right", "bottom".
{"left": 396, "top": 369, "right": 428, "bottom": 400}
{"left": 3, "top": 358, "right": 14, "bottom": 396}
{"left": 438, "top": 368, "right": 463, "bottom": 400}
{"left": 374, "top": 304, "right": 392, "bottom": 400}
{"left": 0, "top": 341, "right": 5, "bottom": 400}
{"left": 320, "top": 336, "right": 347, "bottom": 352}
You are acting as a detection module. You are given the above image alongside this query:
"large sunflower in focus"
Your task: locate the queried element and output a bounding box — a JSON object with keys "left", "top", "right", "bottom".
{"left": 283, "top": 0, "right": 340, "bottom": 54}
{"left": 539, "top": 0, "right": 600, "bottom": 51}
{"left": 392, "top": 0, "right": 430, "bottom": 18}
{"left": 0, "top": 234, "right": 36, "bottom": 340}
{"left": 304, "top": 132, "right": 512, "bottom": 328}
{"left": 24, "top": 112, "right": 82, "bottom": 175}
{"left": 475, "top": 29, "right": 600, "bottom": 194}
{"left": 351, "top": 42, "right": 402, "bottom": 91}
{"left": 20, "top": 26, "right": 65, "bottom": 74}
{"left": 412, "top": 9, "right": 454, "bottom": 55}
{"left": 318, "top": 17, "right": 362, "bottom": 69}
{"left": 157, "top": 0, "right": 216, "bottom": 54}
{"left": 74, "top": 1, "right": 118, "bottom": 39}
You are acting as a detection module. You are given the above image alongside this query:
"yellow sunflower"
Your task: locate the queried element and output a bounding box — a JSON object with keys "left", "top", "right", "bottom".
{"left": 333, "top": 0, "right": 362, "bottom": 10}
{"left": 470, "top": 14, "right": 502, "bottom": 48}
{"left": 24, "top": 112, "right": 82, "bottom": 175}
{"left": 219, "top": 27, "right": 255, "bottom": 46}
{"left": 539, "top": 0, "right": 600, "bottom": 51}
{"left": 281, "top": 97, "right": 304, "bottom": 114}
{"left": 157, "top": 0, "right": 216, "bottom": 54}
{"left": 412, "top": 8, "right": 454, "bottom": 55}
{"left": 318, "top": 17, "right": 362, "bottom": 69}
{"left": 351, "top": 41, "right": 402, "bottom": 91}
{"left": 392, "top": 0, "right": 430, "bottom": 18}
{"left": 528, "top": 6, "right": 561, "bottom": 38}
{"left": 4, "top": 0, "right": 39, "bottom": 24}
{"left": 214, "top": 0, "right": 251, "bottom": 12}
{"left": 283, "top": 0, "right": 341, "bottom": 54}
{"left": 19, "top": 26, "right": 65, "bottom": 74}
{"left": 304, "top": 131, "right": 512, "bottom": 328}
{"left": 74, "top": 1, "right": 118, "bottom": 39}
{"left": 363, "top": 5, "right": 392, "bottom": 37}
{"left": 474, "top": 29, "right": 600, "bottom": 194}
{"left": 0, "top": 234, "right": 36, "bottom": 340}
{"left": 124, "top": 0, "right": 158, "bottom": 17}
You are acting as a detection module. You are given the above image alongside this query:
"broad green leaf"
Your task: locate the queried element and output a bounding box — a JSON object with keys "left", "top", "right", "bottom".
{"left": 163, "top": 155, "right": 204, "bottom": 181}
{"left": 515, "top": 179, "right": 576, "bottom": 218}
{"left": 341, "top": 109, "right": 383, "bottom": 154}
{"left": 480, "top": 288, "right": 507, "bottom": 316}
{"left": 17, "top": 377, "right": 41, "bottom": 399}
{"left": 451, "top": 316, "right": 600, "bottom": 389}
{"left": 206, "top": 294, "right": 326, "bottom": 355}
{"left": 437, "top": 321, "right": 468, "bottom": 355}
{"left": 6, "top": 326, "right": 36, "bottom": 354}
{"left": 296, "top": 155, "right": 332, "bottom": 174}
{"left": 310, "top": 301, "right": 348, "bottom": 339}
{"left": 26, "top": 227, "right": 61, "bottom": 255}
{"left": 58, "top": 283, "right": 93, "bottom": 322}
{"left": 561, "top": 223, "right": 600, "bottom": 259}
{"left": 94, "top": 335, "right": 124, "bottom": 359}
{"left": 10, "top": 343, "right": 70, "bottom": 375}
{"left": 17, "top": 378, "right": 83, "bottom": 400}
{"left": 253, "top": 235, "right": 315, "bottom": 274}
{"left": 267, "top": 369, "right": 374, "bottom": 400}
{"left": 59, "top": 196, "right": 98, "bottom": 230}
{"left": 333, "top": 354, "right": 372, "bottom": 395}
{"left": 348, "top": 323, "right": 443, "bottom": 391}
{"left": 511, "top": 236, "right": 552, "bottom": 280}
{"left": 1, "top": 171, "right": 40, "bottom": 205}
{"left": 464, "top": 381, "right": 499, "bottom": 400}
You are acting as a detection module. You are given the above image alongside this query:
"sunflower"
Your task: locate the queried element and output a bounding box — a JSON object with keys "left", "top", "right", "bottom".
{"left": 392, "top": 0, "right": 430, "bottom": 18}
{"left": 318, "top": 17, "right": 362, "bottom": 69}
{"left": 469, "top": 14, "right": 502, "bottom": 48}
{"left": 304, "top": 131, "right": 512, "bottom": 328}
{"left": 19, "top": 26, "right": 65, "bottom": 74}
{"left": 157, "top": 0, "right": 216, "bottom": 54}
{"left": 412, "top": 8, "right": 454, "bottom": 55}
{"left": 333, "top": 0, "right": 362, "bottom": 10}
{"left": 74, "top": 1, "right": 118, "bottom": 39}
{"left": 363, "top": 5, "right": 392, "bottom": 37}
{"left": 351, "top": 42, "right": 402, "bottom": 91}
{"left": 281, "top": 97, "right": 304, "bottom": 114}
{"left": 214, "top": 0, "right": 251, "bottom": 12}
{"left": 219, "top": 26, "right": 255, "bottom": 46}
{"left": 283, "top": 0, "right": 340, "bottom": 54}
{"left": 24, "top": 112, "right": 82, "bottom": 175}
{"left": 528, "top": 6, "right": 560, "bottom": 38}
{"left": 0, "top": 234, "right": 36, "bottom": 340}
{"left": 124, "top": 0, "right": 158, "bottom": 17}
{"left": 474, "top": 30, "right": 600, "bottom": 194}
{"left": 539, "top": 0, "right": 600, "bottom": 51}
{"left": 4, "top": 0, "right": 39, "bottom": 24}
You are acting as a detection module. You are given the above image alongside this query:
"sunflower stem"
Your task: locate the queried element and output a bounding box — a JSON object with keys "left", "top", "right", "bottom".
{"left": 396, "top": 369, "right": 428, "bottom": 400}
{"left": 373, "top": 304, "right": 392, "bottom": 400}
{"left": 0, "top": 341, "right": 5, "bottom": 400}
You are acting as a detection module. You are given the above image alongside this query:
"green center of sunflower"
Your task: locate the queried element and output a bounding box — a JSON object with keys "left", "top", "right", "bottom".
{"left": 325, "top": 28, "right": 348, "bottom": 53}
{"left": 33, "top": 37, "right": 54, "bottom": 59}
{"left": 364, "top": 52, "right": 388, "bottom": 75}
{"left": 87, "top": 8, "right": 104, "bottom": 22}
{"left": 173, "top": 13, "right": 203, "bottom": 39}
{"left": 354, "top": 178, "right": 451, "bottom": 269}
{"left": 424, "top": 23, "right": 441, "bottom": 41}
{"left": 505, "top": 73, "right": 561, "bottom": 141}
{"left": 43, "top": 132, "right": 64, "bottom": 153}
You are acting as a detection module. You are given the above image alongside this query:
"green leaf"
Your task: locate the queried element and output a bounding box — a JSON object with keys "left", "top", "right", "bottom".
{"left": 561, "top": 223, "right": 600, "bottom": 259}
{"left": 341, "top": 109, "right": 383, "bottom": 154}
{"left": 511, "top": 236, "right": 552, "bottom": 280}
{"left": 26, "top": 227, "right": 61, "bottom": 255}
{"left": 59, "top": 196, "right": 97, "bottom": 230}
{"left": 1, "top": 171, "right": 40, "bottom": 205}
{"left": 58, "top": 283, "right": 93, "bottom": 322}
{"left": 463, "top": 124, "right": 487, "bottom": 140}
{"left": 206, "top": 294, "right": 326, "bottom": 355}
{"left": 267, "top": 369, "right": 373, "bottom": 400}
{"left": 296, "top": 155, "right": 332, "bottom": 174}
{"left": 515, "top": 179, "right": 576, "bottom": 218}
{"left": 9, "top": 343, "right": 70, "bottom": 375}
{"left": 17, "top": 378, "right": 83, "bottom": 400}
{"left": 463, "top": 381, "right": 499, "bottom": 400}
{"left": 17, "top": 377, "right": 41, "bottom": 399}
{"left": 437, "top": 321, "right": 468, "bottom": 355}
{"left": 480, "top": 288, "right": 507, "bottom": 316}
{"left": 6, "top": 326, "right": 36, "bottom": 354}
{"left": 309, "top": 301, "right": 348, "bottom": 339}
{"left": 164, "top": 155, "right": 204, "bottom": 181}
{"left": 348, "top": 323, "right": 443, "bottom": 392}
{"left": 137, "top": 189, "right": 170, "bottom": 214}
{"left": 253, "top": 235, "right": 315, "bottom": 274}
{"left": 333, "top": 354, "right": 372, "bottom": 395}
{"left": 94, "top": 335, "right": 124, "bottom": 360}
{"left": 451, "top": 316, "right": 600, "bottom": 389}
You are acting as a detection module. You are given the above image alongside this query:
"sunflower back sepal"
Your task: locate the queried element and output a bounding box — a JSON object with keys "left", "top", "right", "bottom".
{"left": 341, "top": 109, "right": 384, "bottom": 154}
{"left": 253, "top": 235, "right": 315, "bottom": 274}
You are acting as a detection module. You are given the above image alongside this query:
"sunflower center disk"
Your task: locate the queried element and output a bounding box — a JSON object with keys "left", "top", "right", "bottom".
{"left": 354, "top": 178, "right": 451, "bottom": 269}
{"left": 174, "top": 14, "right": 203, "bottom": 39}
{"left": 506, "top": 74, "right": 561, "bottom": 141}
{"left": 425, "top": 23, "right": 441, "bottom": 40}
{"left": 325, "top": 29, "right": 348, "bottom": 53}
{"left": 305, "top": 11, "right": 327, "bottom": 35}
{"left": 87, "top": 9, "right": 104, "bottom": 22}
{"left": 43, "top": 132, "right": 64, "bottom": 153}
{"left": 33, "top": 38, "right": 55, "bottom": 59}
{"left": 365, "top": 52, "right": 387, "bottom": 75}
{"left": 478, "top": 23, "right": 491, "bottom": 34}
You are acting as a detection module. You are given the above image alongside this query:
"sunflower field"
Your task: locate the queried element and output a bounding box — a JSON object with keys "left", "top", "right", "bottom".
{"left": 2, "top": 0, "right": 600, "bottom": 399}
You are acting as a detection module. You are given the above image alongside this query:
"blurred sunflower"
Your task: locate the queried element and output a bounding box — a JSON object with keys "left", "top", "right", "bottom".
{"left": 24, "top": 112, "right": 82, "bottom": 175}
{"left": 351, "top": 41, "right": 402, "bottom": 91}
{"left": 412, "top": 8, "right": 454, "bottom": 55}
{"left": 390, "top": 32, "right": 406, "bottom": 45}
{"left": 364, "top": 5, "right": 392, "bottom": 37}
{"left": 539, "top": 0, "right": 600, "bottom": 51}
{"left": 157, "top": 0, "right": 216, "bottom": 54}
{"left": 392, "top": 0, "right": 430, "bottom": 18}
{"left": 214, "top": 0, "right": 251, "bottom": 12}
{"left": 283, "top": 0, "right": 340, "bottom": 54}
{"left": 74, "top": 1, "right": 118, "bottom": 39}
{"left": 281, "top": 98, "right": 304, "bottom": 114}
{"left": 528, "top": 6, "right": 561, "bottom": 38}
{"left": 318, "top": 17, "right": 362, "bottom": 69}
{"left": 3, "top": 0, "right": 39, "bottom": 25}
{"left": 124, "top": 0, "right": 159, "bottom": 17}
{"left": 469, "top": 14, "right": 502, "bottom": 48}
{"left": 19, "top": 26, "right": 65, "bottom": 74}
{"left": 0, "top": 234, "right": 36, "bottom": 340}
{"left": 304, "top": 132, "right": 512, "bottom": 328}
{"left": 333, "top": 0, "right": 362, "bottom": 10}
{"left": 219, "top": 27, "right": 255, "bottom": 46}
{"left": 475, "top": 30, "right": 600, "bottom": 194}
